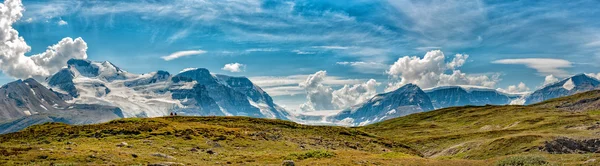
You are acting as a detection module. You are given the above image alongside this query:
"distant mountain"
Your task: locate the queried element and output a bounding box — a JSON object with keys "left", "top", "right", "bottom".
{"left": 424, "top": 86, "right": 517, "bottom": 109}
{"left": 525, "top": 74, "right": 600, "bottom": 105}
{"left": 330, "top": 84, "right": 434, "bottom": 126}
{"left": 0, "top": 78, "right": 124, "bottom": 134}
{"left": 45, "top": 59, "right": 290, "bottom": 120}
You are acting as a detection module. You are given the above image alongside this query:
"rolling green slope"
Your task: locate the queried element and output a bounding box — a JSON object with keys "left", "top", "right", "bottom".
{"left": 1, "top": 91, "right": 600, "bottom": 165}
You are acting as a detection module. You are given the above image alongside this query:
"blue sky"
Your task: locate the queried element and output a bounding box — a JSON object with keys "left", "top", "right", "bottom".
{"left": 3, "top": 0, "right": 600, "bottom": 111}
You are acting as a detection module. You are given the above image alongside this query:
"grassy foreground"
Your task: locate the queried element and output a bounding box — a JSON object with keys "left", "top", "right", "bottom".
{"left": 1, "top": 91, "right": 600, "bottom": 165}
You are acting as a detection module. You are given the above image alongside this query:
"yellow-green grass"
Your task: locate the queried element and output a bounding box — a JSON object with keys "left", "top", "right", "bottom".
{"left": 2, "top": 90, "right": 600, "bottom": 165}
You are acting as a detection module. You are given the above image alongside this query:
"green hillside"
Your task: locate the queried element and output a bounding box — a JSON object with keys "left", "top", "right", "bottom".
{"left": 2, "top": 91, "right": 600, "bottom": 165}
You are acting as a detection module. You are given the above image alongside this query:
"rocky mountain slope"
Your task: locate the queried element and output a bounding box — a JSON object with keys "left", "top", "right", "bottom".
{"left": 525, "top": 74, "right": 600, "bottom": 105}
{"left": 2, "top": 90, "right": 600, "bottom": 165}
{"left": 45, "top": 59, "right": 289, "bottom": 119}
{"left": 424, "top": 86, "right": 516, "bottom": 109}
{"left": 331, "top": 84, "right": 434, "bottom": 126}
{"left": 0, "top": 78, "right": 124, "bottom": 133}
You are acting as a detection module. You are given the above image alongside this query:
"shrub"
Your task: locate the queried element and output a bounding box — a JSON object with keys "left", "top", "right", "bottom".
{"left": 286, "top": 150, "right": 336, "bottom": 160}
{"left": 495, "top": 155, "right": 549, "bottom": 166}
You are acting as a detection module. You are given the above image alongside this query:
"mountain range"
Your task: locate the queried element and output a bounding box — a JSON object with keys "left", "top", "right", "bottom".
{"left": 0, "top": 59, "right": 599, "bottom": 132}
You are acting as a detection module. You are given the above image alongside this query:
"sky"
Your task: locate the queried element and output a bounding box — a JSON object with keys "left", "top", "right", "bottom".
{"left": 1, "top": 0, "right": 600, "bottom": 112}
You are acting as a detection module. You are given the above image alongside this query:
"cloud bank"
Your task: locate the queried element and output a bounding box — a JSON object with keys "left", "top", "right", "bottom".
{"left": 299, "top": 71, "right": 379, "bottom": 112}
{"left": 0, "top": 0, "right": 87, "bottom": 80}
{"left": 386, "top": 50, "right": 499, "bottom": 91}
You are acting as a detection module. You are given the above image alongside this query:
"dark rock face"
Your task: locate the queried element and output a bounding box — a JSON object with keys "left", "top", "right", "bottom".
{"left": 526, "top": 74, "right": 600, "bottom": 105}
{"left": 425, "top": 87, "right": 512, "bottom": 109}
{"left": 67, "top": 59, "right": 99, "bottom": 77}
{"left": 215, "top": 75, "right": 290, "bottom": 119}
{"left": 543, "top": 137, "right": 600, "bottom": 154}
{"left": 0, "top": 79, "right": 124, "bottom": 134}
{"left": 332, "top": 84, "right": 434, "bottom": 126}
{"left": 171, "top": 69, "right": 269, "bottom": 118}
{"left": 0, "top": 79, "right": 68, "bottom": 121}
{"left": 47, "top": 68, "right": 78, "bottom": 98}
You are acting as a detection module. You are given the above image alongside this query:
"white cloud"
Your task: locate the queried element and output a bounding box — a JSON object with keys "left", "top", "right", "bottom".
{"left": 299, "top": 71, "right": 336, "bottom": 111}
{"left": 543, "top": 75, "right": 560, "bottom": 86}
{"left": 492, "top": 58, "right": 572, "bottom": 77}
{"left": 386, "top": 50, "right": 498, "bottom": 91}
{"left": 497, "top": 82, "right": 530, "bottom": 94}
{"left": 446, "top": 54, "right": 468, "bottom": 70}
{"left": 298, "top": 71, "right": 380, "bottom": 112}
{"left": 261, "top": 86, "right": 304, "bottom": 96}
{"left": 0, "top": 0, "right": 88, "bottom": 80}
{"left": 312, "top": 46, "right": 350, "bottom": 50}
{"left": 161, "top": 50, "right": 206, "bottom": 61}
{"left": 221, "top": 63, "right": 245, "bottom": 72}
{"left": 292, "top": 50, "right": 315, "bottom": 55}
{"left": 58, "top": 19, "right": 67, "bottom": 25}
{"left": 249, "top": 75, "right": 362, "bottom": 88}
{"left": 332, "top": 79, "right": 379, "bottom": 109}
{"left": 245, "top": 48, "right": 279, "bottom": 52}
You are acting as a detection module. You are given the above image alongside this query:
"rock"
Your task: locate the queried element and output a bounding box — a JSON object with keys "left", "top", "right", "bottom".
{"left": 65, "top": 147, "right": 72, "bottom": 150}
{"left": 148, "top": 162, "right": 185, "bottom": 166}
{"left": 282, "top": 160, "right": 295, "bottom": 166}
{"left": 543, "top": 137, "right": 600, "bottom": 154}
{"left": 151, "top": 153, "right": 175, "bottom": 159}
{"left": 66, "top": 142, "right": 74, "bottom": 145}
{"left": 131, "top": 154, "right": 138, "bottom": 158}
{"left": 116, "top": 142, "right": 128, "bottom": 147}
{"left": 206, "top": 149, "right": 216, "bottom": 155}
{"left": 190, "top": 147, "right": 199, "bottom": 152}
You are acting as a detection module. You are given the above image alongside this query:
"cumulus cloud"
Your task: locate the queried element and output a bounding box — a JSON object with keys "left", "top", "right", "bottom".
{"left": 543, "top": 75, "right": 560, "bottom": 86}
{"left": 0, "top": 0, "right": 88, "bottom": 80}
{"left": 221, "top": 63, "right": 245, "bottom": 72}
{"left": 386, "top": 50, "right": 499, "bottom": 91}
{"left": 492, "top": 58, "right": 572, "bottom": 77}
{"left": 298, "top": 71, "right": 379, "bottom": 112}
{"left": 299, "top": 71, "right": 336, "bottom": 111}
{"left": 497, "top": 82, "right": 530, "bottom": 94}
{"left": 331, "top": 79, "right": 379, "bottom": 109}
{"left": 161, "top": 50, "right": 206, "bottom": 61}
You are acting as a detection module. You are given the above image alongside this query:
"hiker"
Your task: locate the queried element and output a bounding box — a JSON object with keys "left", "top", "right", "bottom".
{"left": 174, "top": 112, "right": 178, "bottom": 116}
{"left": 170, "top": 112, "right": 173, "bottom": 116}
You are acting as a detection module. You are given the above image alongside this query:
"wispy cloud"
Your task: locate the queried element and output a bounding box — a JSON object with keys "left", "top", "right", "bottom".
{"left": 161, "top": 50, "right": 206, "bottom": 61}
{"left": 58, "top": 19, "right": 67, "bottom": 26}
{"left": 492, "top": 58, "right": 572, "bottom": 77}
{"left": 245, "top": 48, "right": 280, "bottom": 52}
{"left": 336, "top": 61, "right": 388, "bottom": 74}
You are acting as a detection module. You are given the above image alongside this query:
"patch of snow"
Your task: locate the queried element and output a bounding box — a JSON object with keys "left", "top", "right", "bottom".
{"left": 23, "top": 110, "right": 31, "bottom": 116}
{"left": 386, "top": 109, "right": 397, "bottom": 115}
{"left": 423, "top": 85, "right": 496, "bottom": 93}
{"left": 30, "top": 88, "right": 36, "bottom": 95}
{"left": 247, "top": 98, "right": 276, "bottom": 119}
{"left": 180, "top": 68, "right": 198, "bottom": 73}
{"left": 39, "top": 105, "right": 48, "bottom": 111}
{"left": 563, "top": 78, "right": 575, "bottom": 90}
{"left": 219, "top": 106, "right": 233, "bottom": 116}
